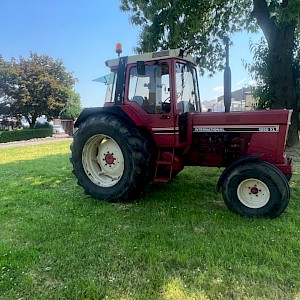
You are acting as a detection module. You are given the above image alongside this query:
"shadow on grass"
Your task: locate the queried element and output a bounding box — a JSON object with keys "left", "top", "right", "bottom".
{"left": 1, "top": 154, "right": 300, "bottom": 300}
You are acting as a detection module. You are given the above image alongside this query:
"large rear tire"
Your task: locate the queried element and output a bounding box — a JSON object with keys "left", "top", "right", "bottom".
{"left": 71, "top": 115, "right": 152, "bottom": 201}
{"left": 222, "top": 161, "right": 290, "bottom": 218}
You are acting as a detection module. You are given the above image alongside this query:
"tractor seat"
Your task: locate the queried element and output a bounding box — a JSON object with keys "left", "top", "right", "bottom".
{"left": 132, "top": 96, "right": 144, "bottom": 106}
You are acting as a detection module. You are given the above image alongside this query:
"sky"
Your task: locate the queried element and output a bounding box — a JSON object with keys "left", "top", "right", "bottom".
{"left": 0, "top": 0, "right": 261, "bottom": 107}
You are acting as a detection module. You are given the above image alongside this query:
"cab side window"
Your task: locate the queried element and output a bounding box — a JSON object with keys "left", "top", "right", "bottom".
{"left": 175, "top": 63, "right": 197, "bottom": 113}
{"left": 128, "top": 63, "right": 170, "bottom": 114}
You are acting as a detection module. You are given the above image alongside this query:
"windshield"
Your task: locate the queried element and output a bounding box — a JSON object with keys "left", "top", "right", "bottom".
{"left": 175, "top": 63, "right": 201, "bottom": 113}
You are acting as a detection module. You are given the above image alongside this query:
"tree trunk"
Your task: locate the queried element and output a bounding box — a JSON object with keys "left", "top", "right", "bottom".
{"left": 26, "top": 114, "right": 37, "bottom": 129}
{"left": 267, "top": 26, "right": 299, "bottom": 147}
{"left": 287, "top": 110, "right": 299, "bottom": 147}
{"left": 253, "top": 0, "right": 299, "bottom": 147}
{"left": 31, "top": 114, "right": 37, "bottom": 129}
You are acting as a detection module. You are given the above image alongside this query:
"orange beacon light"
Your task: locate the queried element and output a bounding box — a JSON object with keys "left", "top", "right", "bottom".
{"left": 116, "top": 43, "right": 122, "bottom": 57}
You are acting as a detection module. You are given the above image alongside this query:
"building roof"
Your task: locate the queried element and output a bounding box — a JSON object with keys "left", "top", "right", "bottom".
{"left": 217, "top": 87, "right": 252, "bottom": 102}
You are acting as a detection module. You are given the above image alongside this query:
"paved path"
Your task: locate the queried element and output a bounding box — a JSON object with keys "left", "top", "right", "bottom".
{"left": 0, "top": 136, "right": 72, "bottom": 149}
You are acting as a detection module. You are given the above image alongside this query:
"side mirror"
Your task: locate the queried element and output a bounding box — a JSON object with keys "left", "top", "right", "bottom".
{"left": 137, "top": 61, "right": 145, "bottom": 76}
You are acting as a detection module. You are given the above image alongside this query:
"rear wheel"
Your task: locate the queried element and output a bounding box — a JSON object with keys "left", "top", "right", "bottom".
{"left": 71, "top": 115, "right": 152, "bottom": 201}
{"left": 222, "top": 161, "right": 290, "bottom": 218}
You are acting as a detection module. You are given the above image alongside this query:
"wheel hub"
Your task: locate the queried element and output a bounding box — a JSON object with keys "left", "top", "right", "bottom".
{"left": 104, "top": 152, "right": 116, "bottom": 166}
{"left": 250, "top": 186, "right": 259, "bottom": 195}
{"left": 237, "top": 178, "right": 270, "bottom": 209}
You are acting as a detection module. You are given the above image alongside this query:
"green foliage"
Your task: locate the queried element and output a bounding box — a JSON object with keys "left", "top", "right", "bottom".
{"left": 0, "top": 128, "right": 52, "bottom": 143}
{"left": 120, "top": 0, "right": 299, "bottom": 74}
{"left": 0, "top": 103, "right": 11, "bottom": 116}
{"left": 59, "top": 90, "right": 82, "bottom": 120}
{"left": 120, "top": 0, "right": 254, "bottom": 75}
{"left": 34, "top": 122, "right": 52, "bottom": 129}
{"left": 0, "top": 141, "right": 300, "bottom": 299}
{"left": 0, "top": 53, "right": 77, "bottom": 128}
{"left": 244, "top": 38, "right": 273, "bottom": 109}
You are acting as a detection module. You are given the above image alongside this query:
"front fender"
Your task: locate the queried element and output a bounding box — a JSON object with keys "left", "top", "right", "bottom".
{"left": 216, "top": 154, "right": 263, "bottom": 192}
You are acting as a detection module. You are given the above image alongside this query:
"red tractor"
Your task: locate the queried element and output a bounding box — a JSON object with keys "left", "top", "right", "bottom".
{"left": 71, "top": 48, "right": 292, "bottom": 218}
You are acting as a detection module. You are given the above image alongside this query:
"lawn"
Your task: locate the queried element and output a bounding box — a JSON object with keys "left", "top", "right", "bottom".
{"left": 0, "top": 141, "right": 299, "bottom": 300}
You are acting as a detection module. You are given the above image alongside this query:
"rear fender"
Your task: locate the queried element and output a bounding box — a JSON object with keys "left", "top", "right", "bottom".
{"left": 216, "top": 154, "right": 263, "bottom": 192}
{"left": 74, "top": 106, "right": 156, "bottom": 152}
{"left": 74, "top": 106, "right": 135, "bottom": 129}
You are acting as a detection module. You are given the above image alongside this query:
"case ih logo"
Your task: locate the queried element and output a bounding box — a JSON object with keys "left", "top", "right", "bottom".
{"left": 193, "top": 125, "right": 279, "bottom": 133}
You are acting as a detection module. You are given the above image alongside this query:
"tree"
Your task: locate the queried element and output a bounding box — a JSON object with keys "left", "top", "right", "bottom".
{"left": 120, "top": 0, "right": 300, "bottom": 146}
{"left": 59, "top": 90, "right": 82, "bottom": 120}
{"left": 0, "top": 56, "right": 5, "bottom": 98}
{"left": 246, "top": 37, "right": 300, "bottom": 133}
{"left": 246, "top": 37, "right": 300, "bottom": 106}
{"left": 0, "top": 53, "right": 76, "bottom": 128}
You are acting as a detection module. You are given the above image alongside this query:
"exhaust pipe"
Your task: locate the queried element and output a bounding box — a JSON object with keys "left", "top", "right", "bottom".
{"left": 223, "top": 37, "right": 231, "bottom": 113}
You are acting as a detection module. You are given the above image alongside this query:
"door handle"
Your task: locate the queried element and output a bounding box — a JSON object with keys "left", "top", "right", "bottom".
{"left": 160, "top": 115, "right": 170, "bottom": 119}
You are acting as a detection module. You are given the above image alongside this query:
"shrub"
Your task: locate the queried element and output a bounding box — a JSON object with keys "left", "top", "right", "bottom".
{"left": 34, "top": 122, "right": 53, "bottom": 129}
{"left": 0, "top": 128, "right": 53, "bottom": 143}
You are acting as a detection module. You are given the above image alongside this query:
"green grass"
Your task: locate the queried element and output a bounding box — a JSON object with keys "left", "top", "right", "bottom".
{"left": 0, "top": 141, "right": 300, "bottom": 300}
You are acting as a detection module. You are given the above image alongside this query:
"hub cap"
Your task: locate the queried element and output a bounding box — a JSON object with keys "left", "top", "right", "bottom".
{"left": 237, "top": 178, "right": 270, "bottom": 209}
{"left": 82, "top": 134, "right": 124, "bottom": 188}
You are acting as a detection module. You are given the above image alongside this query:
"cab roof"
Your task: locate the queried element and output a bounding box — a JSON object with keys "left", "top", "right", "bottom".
{"left": 105, "top": 49, "right": 197, "bottom": 69}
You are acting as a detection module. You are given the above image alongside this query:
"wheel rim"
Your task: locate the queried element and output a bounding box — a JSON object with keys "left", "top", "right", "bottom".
{"left": 82, "top": 134, "right": 124, "bottom": 188}
{"left": 237, "top": 178, "right": 270, "bottom": 209}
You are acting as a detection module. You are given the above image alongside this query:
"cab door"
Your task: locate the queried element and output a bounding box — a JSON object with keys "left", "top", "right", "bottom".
{"left": 174, "top": 61, "right": 201, "bottom": 145}
{"left": 125, "top": 61, "right": 177, "bottom": 146}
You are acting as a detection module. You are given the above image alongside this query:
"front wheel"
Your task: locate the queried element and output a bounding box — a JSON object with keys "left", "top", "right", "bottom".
{"left": 71, "top": 115, "right": 152, "bottom": 201}
{"left": 222, "top": 161, "right": 290, "bottom": 218}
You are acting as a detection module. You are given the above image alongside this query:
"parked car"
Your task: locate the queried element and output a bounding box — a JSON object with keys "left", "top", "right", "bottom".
{"left": 21, "top": 117, "right": 29, "bottom": 128}
{"left": 53, "top": 124, "right": 65, "bottom": 134}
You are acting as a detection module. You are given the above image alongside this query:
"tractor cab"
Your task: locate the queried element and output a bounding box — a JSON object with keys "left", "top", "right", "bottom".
{"left": 104, "top": 49, "right": 201, "bottom": 146}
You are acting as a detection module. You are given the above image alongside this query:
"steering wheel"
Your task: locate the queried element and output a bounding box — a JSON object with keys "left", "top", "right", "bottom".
{"left": 162, "top": 92, "right": 182, "bottom": 103}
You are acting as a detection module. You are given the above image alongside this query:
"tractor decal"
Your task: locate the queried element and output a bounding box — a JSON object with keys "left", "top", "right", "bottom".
{"left": 193, "top": 125, "right": 279, "bottom": 133}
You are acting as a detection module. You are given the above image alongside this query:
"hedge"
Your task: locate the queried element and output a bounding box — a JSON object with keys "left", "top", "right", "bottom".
{"left": 0, "top": 128, "right": 53, "bottom": 143}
